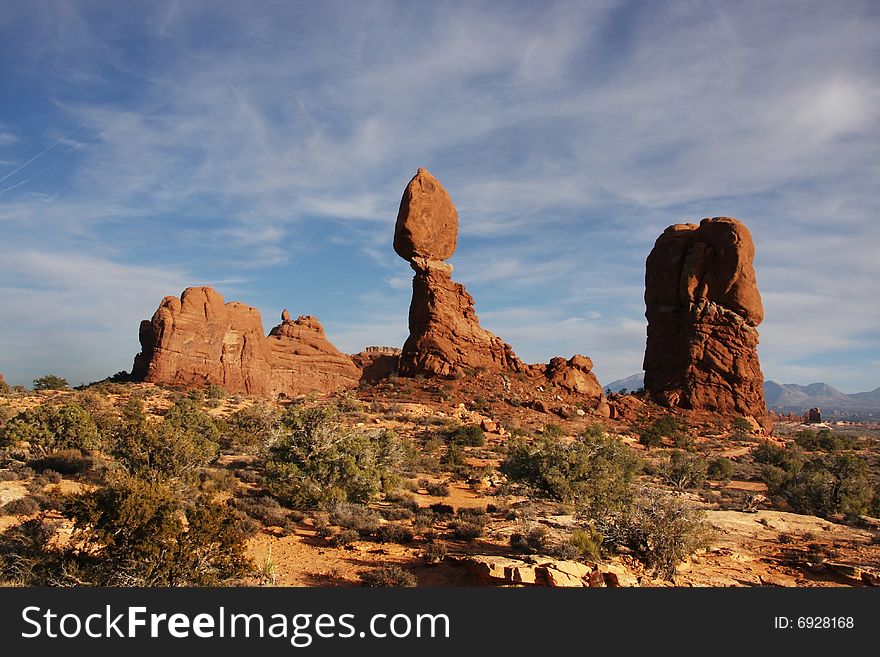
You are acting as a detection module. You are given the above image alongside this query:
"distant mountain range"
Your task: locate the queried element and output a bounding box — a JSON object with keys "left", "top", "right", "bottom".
{"left": 604, "top": 372, "right": 880, "bottom": 419}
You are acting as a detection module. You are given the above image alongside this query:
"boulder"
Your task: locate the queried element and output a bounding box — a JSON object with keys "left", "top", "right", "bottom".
{"left": 393, "top": 168, "right": 458, "bottom": 261}
{"left": 643, "top": 217, "right": 769, "bottom": 428}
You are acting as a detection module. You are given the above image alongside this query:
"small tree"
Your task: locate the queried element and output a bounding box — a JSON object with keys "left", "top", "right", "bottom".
{"left": 0, "top": 403, "right": 100, "bottom": 455}
{"left": 33, "top": 375, "right": 69, "bottom": 391}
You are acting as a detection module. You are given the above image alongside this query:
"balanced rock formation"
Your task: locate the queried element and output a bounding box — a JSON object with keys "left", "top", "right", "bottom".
{"left": 643, "top": 217, "right": 768, "bottom": 426}
{"left": 395, "top": 168, "right": 525, "bottom": 377}
{"left": 132, "top": 287, "right": 359, "bottom": 397}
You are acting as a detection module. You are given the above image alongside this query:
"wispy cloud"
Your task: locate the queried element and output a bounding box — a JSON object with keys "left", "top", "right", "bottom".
{"left": 0, "top": 1, "right": 877, "bottom": 390}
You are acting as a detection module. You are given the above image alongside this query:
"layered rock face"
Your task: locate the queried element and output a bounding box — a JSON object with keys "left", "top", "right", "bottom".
{"left": 351, "top": 347, "right": 401, "bottom": 383}
{"left": 643, "top": 217, "right": 768, "bottom": 425}
{"left": 265, "top": 313, "right": 361, "bottom": 395}
{"left": 394, "top": 168, "right": 525, "bottom": 377}
{"left": 132, "top": 287, "right": 359, "bottom": 396}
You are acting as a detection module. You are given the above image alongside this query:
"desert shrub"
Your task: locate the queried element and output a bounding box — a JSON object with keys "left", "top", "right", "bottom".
{"left": 542, "top": 423, "right": 565, "bottom": 438}
{"left": 61, "top": 475, "right": 250, "bottom": 586}
{"left": 359, "top": 565, "right": 417, "bottom": 587}
{"left": 33, "top": 375, "right": 68, "bottom": 391}
{"left": 2, "top": 496, "right": 41, "bottom": 516}
{"left": 222, "top": 402, "right": 281, "bottom": 451}
{"left": 380, "top": 506, "right": 415, "bottom": 521}
{"left": 198, "top": 468, "right": 239, "bottom": 494}
{"left": 384, "top": 490, "right": 420, "bottom": 511}
{"left": 0, "top": 405, "right": 15, "bottom": 426}
{"left": 329, "top": 529, "right": 359, "bottom": 547}
{"left": 422, "top": 542, "right": 447, "bottom": 564}
{"left": 426, "top": 481, "right": 450, "bottom": 497}
{"left": 329, "top": 502, "right": 381, "bottom": 536}
{"left": 0, "top": 377, "right": 9, "bottom": 395}
{"left": 413, "top": 509, "right": 437, "bottom": 531}
{"left": 794, "top": 429, "right": 858, "bottom": 453}
{"left": 205, "top": 384, "right": 226, "bottom": 400}
{"left": 446, "top": 424, "right": 485, "bottom": 447}
{"left": 730, "top": 417, "right": 754, "bottom": 439}
{"left": 639, "top": 415, "right": 688, "bottom": 447}
{"left": 606, "top": 489, "right": 710, "bottom": 579}
{"left": 231, "top": 496, "right": 290, "bottom": 528}
{"left": 112, "top": 413, "right": 219, "bottom": 481}
{"left": 265, "top": 408, "right": 403, "bottom": 509}
{"left": 448, "top": 520, "right": 484, "bottom": 541}
{"left": 501, "top": 433, "right": 640, "bottom": 521}
{"left": 376, "top": 523, "right": 414, "bottom": 544}
{"left": 509, "top": 524, "right": 549, "bottom": 554}
{"left": 442, "top": 441, "right": 467, "bottom": 467}
{"left": 707, "top": 457, "right": 735, "bottom": 482}
{"left": 661, "top": 451, "right": 708, "bottom": 490}
{"left": 0, "top": 403, "right": 100, "bottom": 455}
{"left": 638, "top": 425, "right": 663, "bottom": 447}
{"left": 429, "top": 502, "right": 454, "bottom": 515}
{"left": 164, "top": 394, "right": 222, "bottom": 444}
{"left": 0, "top": 517, "right": 63, "bottom": 585}
{"left": 753, "top": 441, "right": 801, "bottom": 469}
{"left": 762, "top": 452, "right": 874, "bottom": 519}
{"left": 30, "top": 449, "right": 93, "bottom": 475}
{"left": 565, "top": 526, "right": 604, "bottom": 562}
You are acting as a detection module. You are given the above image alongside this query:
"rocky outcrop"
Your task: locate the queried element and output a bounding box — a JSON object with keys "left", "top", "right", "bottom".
{"left": 643, "top": 217, "right": 768, "bottom": 427}
{"left": 265, "top": 314, "right": 361, "bottom": 395}
{"left": 350, "top": 347, "right": 401, "bottom": 383}
{"left": 132, "top": 287, "right": 359, "bottom": 397}
{"left": 395, "top": 168, "right": 525, "bottom": 377}
{"left": 131, "top": 287, "right": 272, "bottom": 395}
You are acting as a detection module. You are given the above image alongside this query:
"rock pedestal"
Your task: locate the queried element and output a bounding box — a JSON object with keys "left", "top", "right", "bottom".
{"left": 394, "top": 169, "right": 524, "bottom": 377}
{"left": 643, "top": 217, "right": 769, "bottom": 427}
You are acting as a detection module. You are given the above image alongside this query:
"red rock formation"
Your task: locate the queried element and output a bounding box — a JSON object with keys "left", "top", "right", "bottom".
{"left": 132, "top": 287, "right": 359, "bottom": 397}
{"left": 265, "top": 314, "right": 361, "bottom": 395}
{"left": 351, "top": 347, "right": 401, "bottom": 383}
{"left": 643, "top": 217, "right": 769, "bottom": 427}
{"left": 394, "top": 169, "right": 525, "bottom": 377}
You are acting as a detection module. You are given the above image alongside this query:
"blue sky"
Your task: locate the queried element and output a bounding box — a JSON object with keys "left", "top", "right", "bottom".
{"left": 1, "top": 0, "right": 878, "bottom": 392}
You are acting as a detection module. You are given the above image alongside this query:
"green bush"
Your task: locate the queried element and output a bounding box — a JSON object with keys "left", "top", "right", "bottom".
{"left": 730, "top": 417, "right": 754, "bottom": 439}
{"left": 565, "top": 525, "right": 604, "bottom": 562}
{"left": 0, "top": 403, "right": 100, "bottom": 455}
{"left": 223, "top": 402, "right": 281, "bottom": 451}
{"left": 265, "top": 408, "right": 403, "bottom": 509}
{"left": 111, "top": 399, "right": 219, "bottom": 481}
{"left": 707, "top": 457, "right": 735, "bottom": 482}
{"left": 794, "top": 429, "right": 858, "bottom": 452}
{"left": 446, "top": 424, "right": 485, "bottom": 447}
{"left": 762, "top": 452, "right": 873, "bottom": 519}
{"left": 62, "top": 475, "right": 250, "bottom": 586}
{"left": 501, "top": 433, "right": 640, "bottom": 522}
{"left": 426, "top": 481, "right": 450, "bottom": 497}
{"left": 661, "top": 451, "right": 708, "bottom": 490}
{"left": 32, "top": 375, "right": 68, "bottom": 391}
{"left": 753, "top": 442, "right": 800, "bottom": 469}
{"left": 639, "top": 416, "right": 688, "bottom": 447}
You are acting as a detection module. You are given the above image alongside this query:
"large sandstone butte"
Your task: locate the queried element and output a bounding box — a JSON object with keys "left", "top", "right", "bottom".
{"left": 643, "top": 217, "right": 769, "bottom": 427}
{"left": 131, "top": 287, "right": 360, "bottom": 396}
{"left": 394, "top": 168, "right": 526, "bottom": 377}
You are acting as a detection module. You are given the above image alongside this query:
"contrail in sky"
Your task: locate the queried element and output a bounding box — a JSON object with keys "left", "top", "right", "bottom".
{"left": 0, "top": 124, "right": 84, "bottom": 185}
